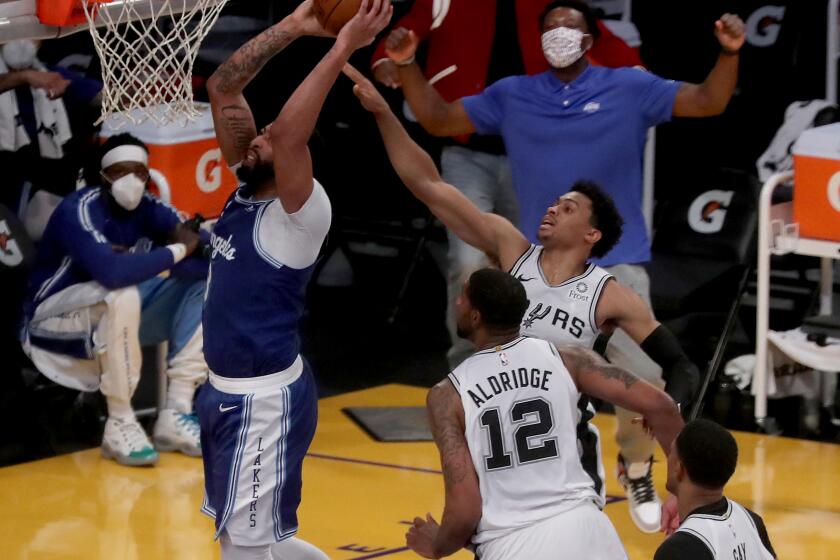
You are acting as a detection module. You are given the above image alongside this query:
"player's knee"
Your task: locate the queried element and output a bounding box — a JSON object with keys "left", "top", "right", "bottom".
{"left": 105, "top": 286, "right": 141, "bottom": 319}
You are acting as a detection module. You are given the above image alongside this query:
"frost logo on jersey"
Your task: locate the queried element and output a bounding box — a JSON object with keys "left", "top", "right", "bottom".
{"left": 523, "top": 303, "right": 551, "bottom": 329}
{"left": 210, "top": 232, "right": 237, "bottom": 261}
{"left": 569, "top": 282, "right": 589, "bottom": 302}
{"left": 688, "top": 190, "right": 734, "bottom": 234}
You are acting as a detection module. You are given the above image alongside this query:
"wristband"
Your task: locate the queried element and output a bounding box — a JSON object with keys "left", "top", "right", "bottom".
{"left": 393, "top": 55, "right": 416, "bottom": 67}
{"left": 720, "top": 47, "right": 739, "bottom": 56}
{"left": 166, "top": 243, "right": 187, "bottom": 264}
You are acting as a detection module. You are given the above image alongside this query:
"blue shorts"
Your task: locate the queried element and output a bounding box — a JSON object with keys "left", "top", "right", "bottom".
{"left": 196, "top": 357, "right": 318, "bottom": 546}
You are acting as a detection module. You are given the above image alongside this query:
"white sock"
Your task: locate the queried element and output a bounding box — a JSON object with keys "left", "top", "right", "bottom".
{"left": 105, "top": 396, "right": 135, "bottom": 421}
{"left": 270, "top": 537, "right": 329, "bottom": 560}
{"left": 220, "top": 532, "right": 271, "bottom": 560}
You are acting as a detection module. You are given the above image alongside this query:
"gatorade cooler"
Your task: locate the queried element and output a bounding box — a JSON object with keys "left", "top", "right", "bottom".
{"left": 792, "top": 123, "right": 840, "bottom": 242}
{"left": 100, "top": 103, "right": 237, "bottom": 218}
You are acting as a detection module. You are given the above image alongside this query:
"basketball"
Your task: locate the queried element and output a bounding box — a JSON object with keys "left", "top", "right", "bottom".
{"left": 314, "top": 0, "right": 362, "bottom": 35}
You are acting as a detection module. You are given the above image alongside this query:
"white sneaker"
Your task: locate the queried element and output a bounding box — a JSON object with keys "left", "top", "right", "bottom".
{"left": 153, "top": 409, "right": 201, "bottom": 457}
{"left": 617, "top": 454, "right": 661, "bottom": 533}
{"left": 102, "top": 417, "right": 159, "bottom": 467}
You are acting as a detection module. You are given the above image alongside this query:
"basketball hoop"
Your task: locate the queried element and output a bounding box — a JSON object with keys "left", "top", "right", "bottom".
{"left": 41, "top": 0, "right": 229, "bottom": 127}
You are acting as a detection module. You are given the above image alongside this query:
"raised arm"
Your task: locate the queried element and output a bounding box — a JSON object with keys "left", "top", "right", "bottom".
{"left": 343, "top": 65, "right": 528, "bottom": 268}
{"left": 560, "top": 345, "right": 683, "bottom": 454}
{"left": 596, "top": 281, "right": 700, "bottom": 412}
{"left": 382, "top": 28, "right": 475, "bottom": 137}
{"left": 370, "top": 0, "right": 434, "bottom": 88}
{"left": 269, "top": 0, "right": 392, "bottom": 213}
{"left": 406, "top": 379, "right": 481, "bottom": 559}
{"left": 673, "top": 13, "right": 745, "bottom": 117}
{"left": 206, "top": 1, "right": 328, "bottom": 166}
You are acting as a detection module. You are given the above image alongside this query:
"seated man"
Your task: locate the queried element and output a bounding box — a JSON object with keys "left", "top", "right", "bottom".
{"left": 22, "top": 133, "right": 209, "bottom": 467}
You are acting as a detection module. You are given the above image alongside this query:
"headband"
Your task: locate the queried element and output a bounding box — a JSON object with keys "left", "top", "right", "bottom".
{"left": 101, "top": 145, "right": 149, "bottom": 169}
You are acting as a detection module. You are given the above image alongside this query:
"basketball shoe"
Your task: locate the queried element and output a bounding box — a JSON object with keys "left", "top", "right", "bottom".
{"left": 617, "top": 454, "right": 661, "bottom": 533}
{"left": 102, "top": 417, "right": 159, "bottom": 466}
{"left": 153, "top": 409, "right": 201, "bottom": 457}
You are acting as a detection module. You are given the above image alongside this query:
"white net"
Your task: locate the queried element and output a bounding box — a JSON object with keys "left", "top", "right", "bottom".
{"left": 81, "top": 0, "right": 229, "bottom": 127}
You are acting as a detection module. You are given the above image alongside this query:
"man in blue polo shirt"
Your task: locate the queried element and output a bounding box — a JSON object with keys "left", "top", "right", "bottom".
{"left": 385, "top": 0, "right": 745, "bottom": 534}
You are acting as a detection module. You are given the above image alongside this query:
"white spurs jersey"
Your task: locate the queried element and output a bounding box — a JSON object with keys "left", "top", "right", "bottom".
{"left": 676, "top": 499, "right": 775, "bottom": 560}
{"left": 448, "top": 336, "right": 598, "bottom": 545}
{"left": 510, "top": 245, "right": 613, "bottom": 349}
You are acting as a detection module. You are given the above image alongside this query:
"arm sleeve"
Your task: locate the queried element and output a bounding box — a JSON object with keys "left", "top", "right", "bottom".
{"left": 640, "top": 324, "right": 700, "bottom": 412}
{"left": 654, "top": 533, "right": 715, "bottom": 560}
{"left": 256, "top": 179, "right": 331, "bottom": 270}
{"left": 748, "top": 510, "right": 777, "bottom": 558}
{"left": 142, "top": 194, "right": 183, "bottom": 240}
{"left": 461, "top": 77, "right": 514, "bottom": 135}
{"left": 371, "top": 0, "right": 434, "bottom": 68}
{"left": 624, "top": 68, "right": 682, "bottom": 127}
{"left": 59, "top": 204, "right": 175, "bottom": 290}
{"left": 51, "top": 66, "right": 103, "bottom": 107}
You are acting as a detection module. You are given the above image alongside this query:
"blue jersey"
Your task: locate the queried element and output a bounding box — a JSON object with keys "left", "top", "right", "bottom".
{"left": 25, "top": 186, "right": 184, "bottom": 317}
{"left": 202, "top": 181, "right": 331, "bottom": 378}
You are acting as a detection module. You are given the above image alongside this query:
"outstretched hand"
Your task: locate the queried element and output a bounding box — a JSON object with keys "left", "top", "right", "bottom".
{"left": 342, "top": 63, "right": 389, "bottom": 114}
{"left": 336, "top": 0, "right": 393, "bottom": 52}
{"left": 385, "top": 27, "right": 418, "bottom": 64}
{"left": 405, "top": 513, "right": 440, "bottom": 559}
{"left": 660, "top": 494, "right": 680, "bottom": 536}
{"left": 715, "top": 13, "right": 746, "bottom": 53}
{"left": 289, "top": 0, "right": 335, "bottom": 38}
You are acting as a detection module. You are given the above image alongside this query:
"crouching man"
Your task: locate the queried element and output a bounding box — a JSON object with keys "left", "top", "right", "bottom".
{"left": 22, "top": 133, "right": 209, "bottom": 466}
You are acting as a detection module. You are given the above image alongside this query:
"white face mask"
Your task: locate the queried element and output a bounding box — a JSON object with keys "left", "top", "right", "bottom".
{"left": 2, "top": 40, "right": 38, "bottom": 70}
{"left": 109, "top": 173, "right": 146, "bottom": 211}
{"left": 541, "top": 27, "right": 588, "bottom": 69}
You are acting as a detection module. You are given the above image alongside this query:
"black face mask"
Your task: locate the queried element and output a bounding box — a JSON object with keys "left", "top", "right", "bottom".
{"left": 236, "top": 161, "right": 275, "bottom": 186}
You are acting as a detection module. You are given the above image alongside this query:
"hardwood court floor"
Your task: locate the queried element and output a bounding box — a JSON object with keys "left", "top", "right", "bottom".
{"left": 1, "top": 384, "right": 839, "bottom": 559}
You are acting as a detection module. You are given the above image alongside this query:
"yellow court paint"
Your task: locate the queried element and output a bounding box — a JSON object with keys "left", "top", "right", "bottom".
{"left": 1, "top": 384, "right": 838, "bottom": 559}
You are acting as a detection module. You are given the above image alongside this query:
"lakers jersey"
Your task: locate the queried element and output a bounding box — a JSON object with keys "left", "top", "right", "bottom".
{"left": 448, "top": 336, "right": 598, "bottom": 545}
{"left": 203, "top": 180, "right": 331, "bottom": 378}
{"left": 510, "top": 245, "right": 613, "bottom": 349}
{"left": 674, "top": 498, "right": 775, "bottom": 560}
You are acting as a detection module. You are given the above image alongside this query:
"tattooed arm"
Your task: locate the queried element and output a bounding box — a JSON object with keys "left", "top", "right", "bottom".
{"left": 559, "top": 345, "right": 683, "bottom": 454}
{"left": 207, "top": 0, "right": 327, "bottom": 166}
{"left": 406, "top": 380, "right": 481, "bottom": 559}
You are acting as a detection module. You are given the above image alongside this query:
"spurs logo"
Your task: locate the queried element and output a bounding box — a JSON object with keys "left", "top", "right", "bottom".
{"left": 523, "top": 303, "right": 552, "bottom": 329}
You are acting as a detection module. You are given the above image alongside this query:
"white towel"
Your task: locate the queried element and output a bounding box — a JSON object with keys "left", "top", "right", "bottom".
{"left": 0, "top": 57, "right": 72, "bottom": 159}
{"left": 756, "top": 99, "right": 836, "bottom": 182}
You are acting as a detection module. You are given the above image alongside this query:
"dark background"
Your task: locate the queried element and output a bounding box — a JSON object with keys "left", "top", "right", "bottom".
{"left": 1, "top": 0, "right": 837, "bottom": 466}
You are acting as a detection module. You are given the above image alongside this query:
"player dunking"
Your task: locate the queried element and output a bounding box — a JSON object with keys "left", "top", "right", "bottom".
{"left": 197, "top": 1, "right": 392, "bottom": 559}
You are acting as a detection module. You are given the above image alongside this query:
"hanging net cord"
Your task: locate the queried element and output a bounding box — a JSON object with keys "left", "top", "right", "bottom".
{"left": 82, "top": 0, "right": 228, "bottom": 126}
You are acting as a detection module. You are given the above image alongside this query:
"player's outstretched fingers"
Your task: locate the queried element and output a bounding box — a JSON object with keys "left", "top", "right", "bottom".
{"left": 342, "top": 63, "right": 366, "bottom": 84}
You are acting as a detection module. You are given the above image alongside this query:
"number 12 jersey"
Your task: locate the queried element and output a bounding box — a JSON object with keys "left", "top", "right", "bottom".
{"left": 448, "top": 336, "right": 599, "bottom": 545}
